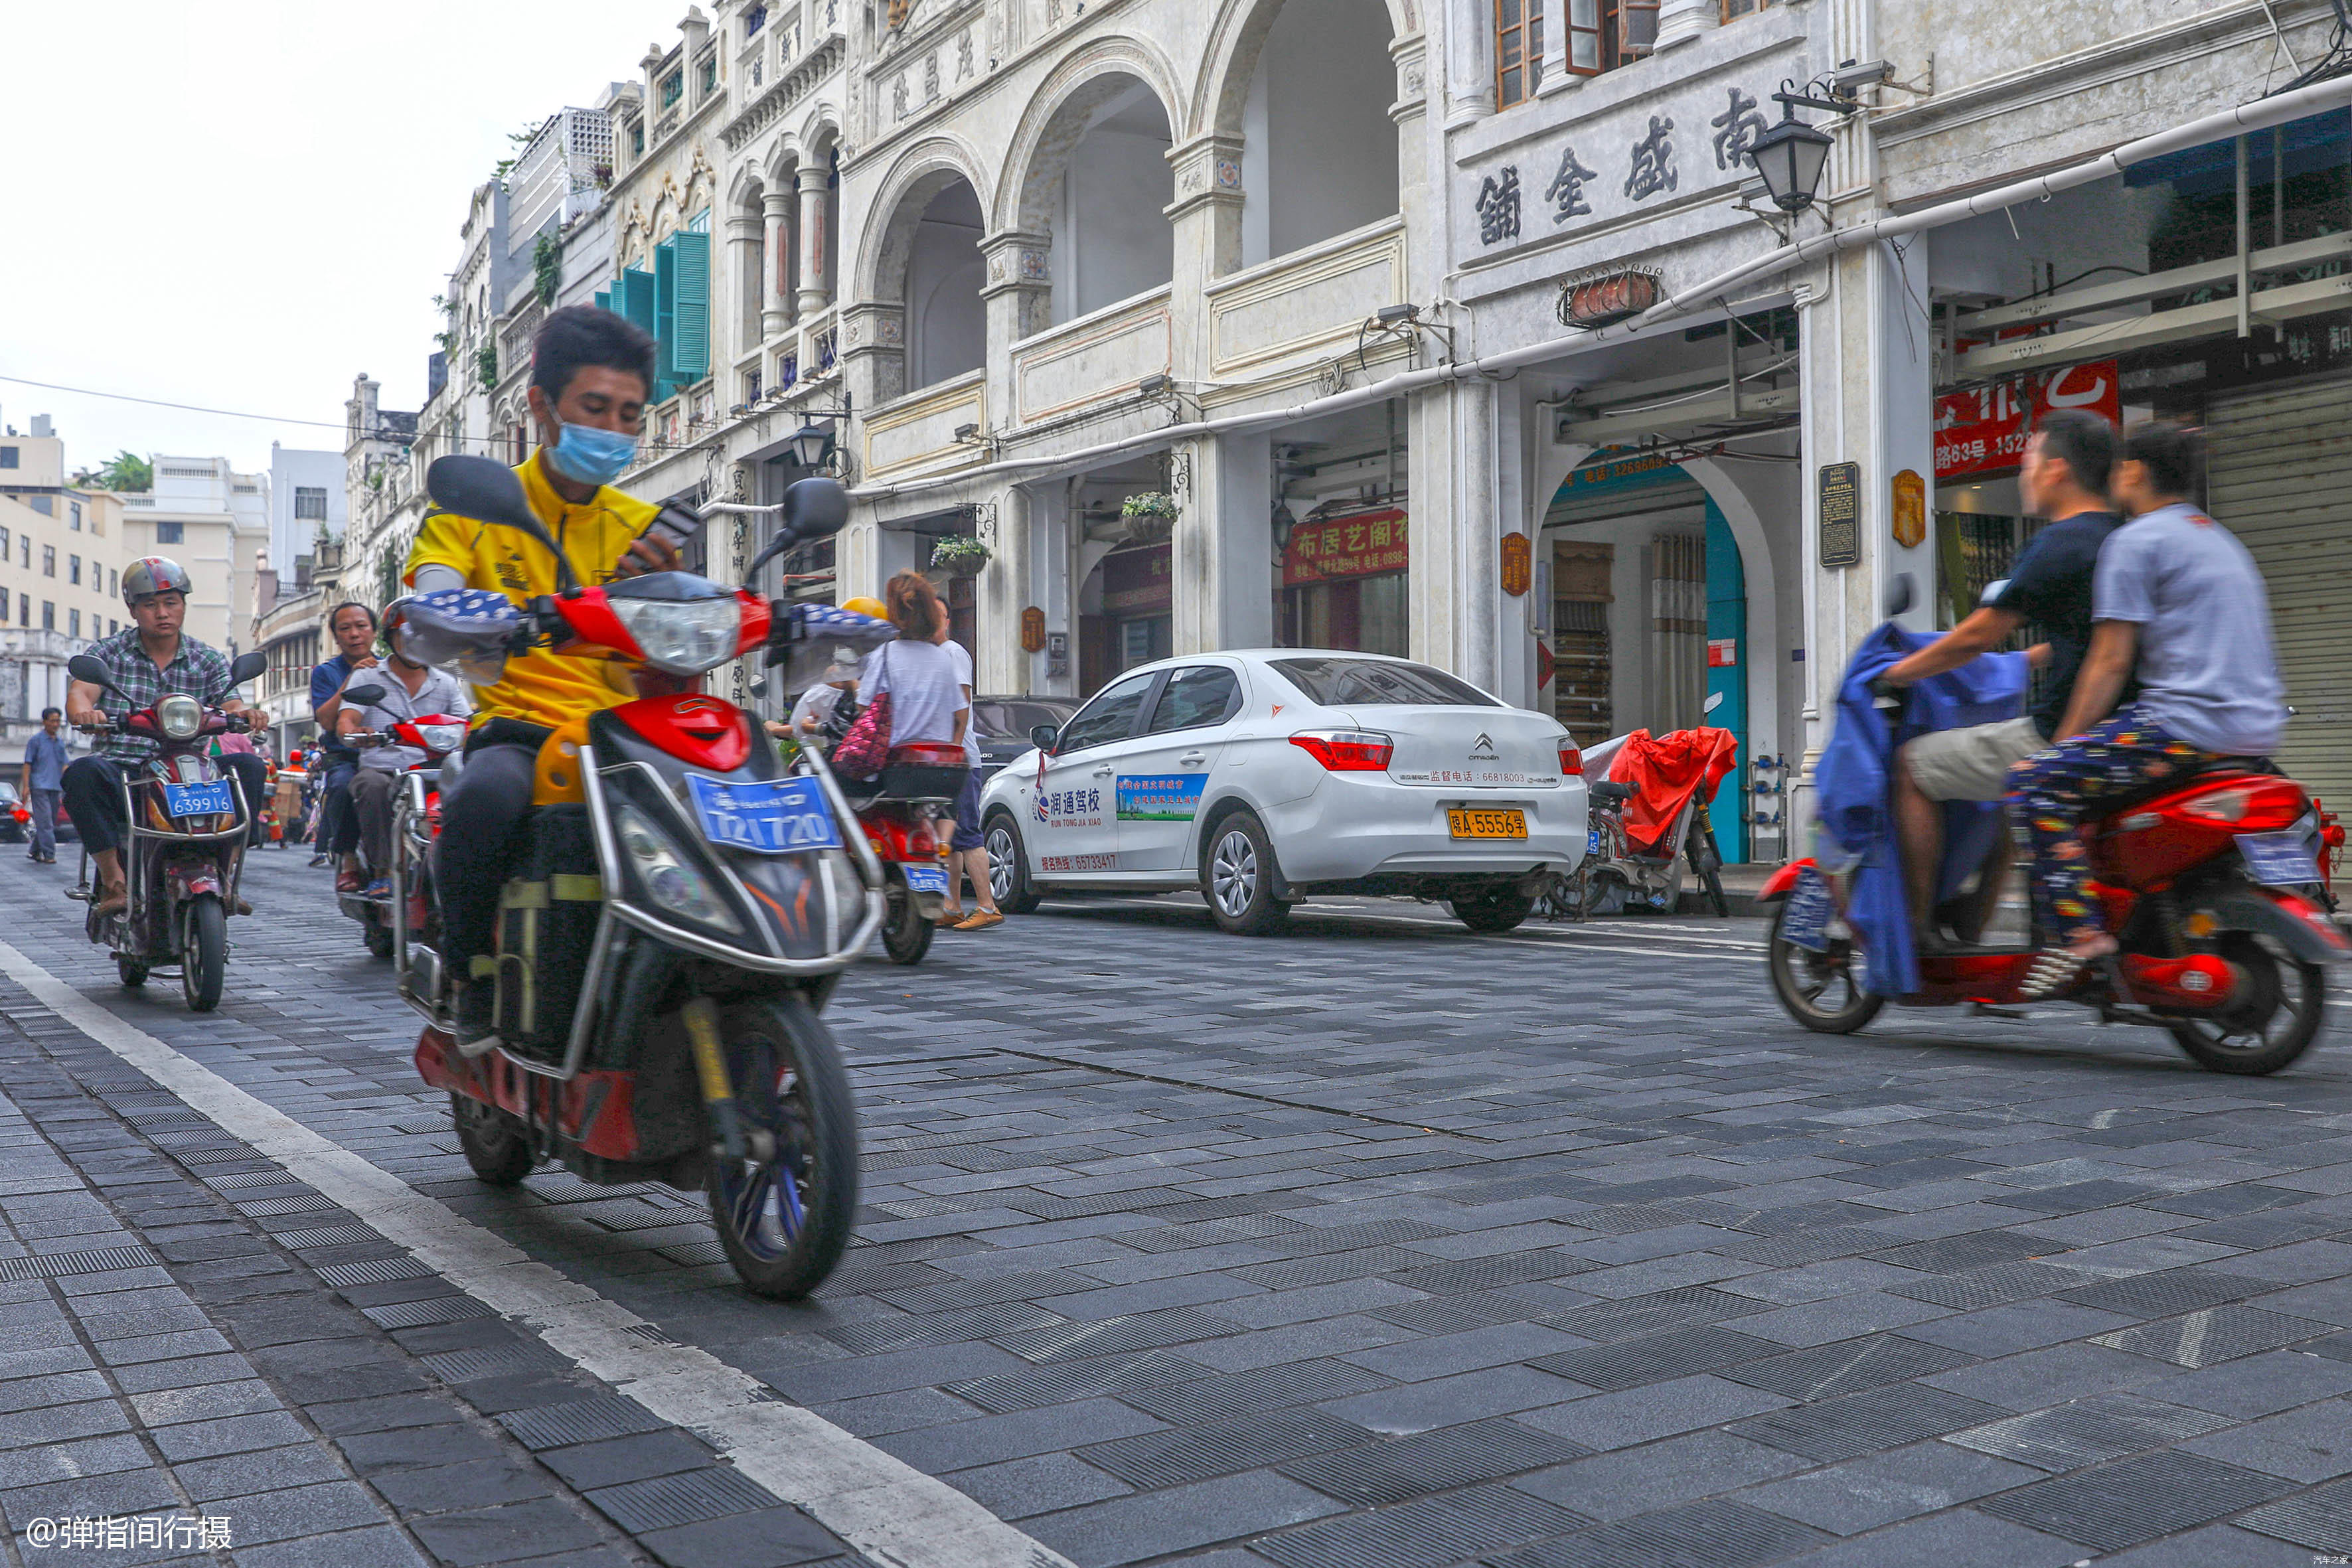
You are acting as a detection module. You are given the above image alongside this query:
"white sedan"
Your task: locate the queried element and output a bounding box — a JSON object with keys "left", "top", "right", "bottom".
{"left": 979, "top": 649, "right": 1588, "bottom": 935}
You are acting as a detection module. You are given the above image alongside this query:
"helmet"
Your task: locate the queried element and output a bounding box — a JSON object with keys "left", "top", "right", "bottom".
{"left": 123, "top": 556, "right": 194, "bottom": 607}
{"left": 841, "top": 595, "right": 886, "bottom": 620}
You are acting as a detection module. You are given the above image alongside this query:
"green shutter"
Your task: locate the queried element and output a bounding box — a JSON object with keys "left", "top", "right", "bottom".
{"left": 619, "top": 268, "right": 656, "bottom": 341}
{"left": 593, "top": 289, "right": 611, "bottom": 314}
{"left": 653, "top": 238, "right": 678, "bottom": 387}
{"left": 671, "top": 231, "right": 710, "bottom": 380}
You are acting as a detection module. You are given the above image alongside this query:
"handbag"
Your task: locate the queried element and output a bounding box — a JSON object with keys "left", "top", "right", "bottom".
{"left": 831, "top": 644, "right": 894, "bottom": 778}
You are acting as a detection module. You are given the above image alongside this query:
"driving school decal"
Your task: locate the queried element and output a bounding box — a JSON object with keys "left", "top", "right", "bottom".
{"left": 1117, "top": 773, "right": 1207, "bottom": 822}
{"left": 1035, "top": 787, "right": 1105, "bottom": 829}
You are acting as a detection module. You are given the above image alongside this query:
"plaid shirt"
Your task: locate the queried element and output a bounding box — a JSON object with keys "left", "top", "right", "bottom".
{"left": 83, "top": 626, "right": 236, "bottom": 767}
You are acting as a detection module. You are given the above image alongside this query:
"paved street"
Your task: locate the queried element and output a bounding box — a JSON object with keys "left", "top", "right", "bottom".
{"left": 6, "top": 850, "right": 2352, "bottom": 1567}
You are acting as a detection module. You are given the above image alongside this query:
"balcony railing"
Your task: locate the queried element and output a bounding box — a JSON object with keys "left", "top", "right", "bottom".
{"left": 1010, "top": 286, "right": 1172, "bottom": 429}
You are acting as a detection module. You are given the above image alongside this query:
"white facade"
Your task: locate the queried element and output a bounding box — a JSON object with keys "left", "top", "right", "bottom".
{"left": 125, "top": 455, "right": 266, "bottom": 658}
{"left": 266, "top": 443, "right": 345, "bottom": 588}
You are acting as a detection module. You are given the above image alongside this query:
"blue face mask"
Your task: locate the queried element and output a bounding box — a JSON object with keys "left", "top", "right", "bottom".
{"left": 547, "top": 419, "right": 639, "bottom": 487}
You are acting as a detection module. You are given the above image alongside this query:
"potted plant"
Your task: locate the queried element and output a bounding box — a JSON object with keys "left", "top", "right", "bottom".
{"left": 930, "top": 536, "right": 992, "bottom": 576}
{"left": 1121, "top": 491, "right": 1178, "bottom": 541}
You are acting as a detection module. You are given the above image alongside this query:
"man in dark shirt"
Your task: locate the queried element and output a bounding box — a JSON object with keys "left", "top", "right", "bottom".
{"left": 1881, "top": 409, "right": 2122, "bottom": 943}
{"left": 308, "top": 602, "right": 378, "bottom": 886}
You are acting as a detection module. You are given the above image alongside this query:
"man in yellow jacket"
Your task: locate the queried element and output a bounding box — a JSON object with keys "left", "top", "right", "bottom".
{"left": 406, "top": 305, "right": 678, "bottom": 1051}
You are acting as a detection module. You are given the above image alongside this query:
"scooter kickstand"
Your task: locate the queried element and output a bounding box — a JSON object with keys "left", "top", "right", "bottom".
{"left": 1966, "top": 1000, "right": 2029, "bottom": 1021}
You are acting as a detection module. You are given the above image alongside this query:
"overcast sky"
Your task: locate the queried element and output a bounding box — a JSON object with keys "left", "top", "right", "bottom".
{"left": 0, "top": 1, "right": 678, "bottom": 478}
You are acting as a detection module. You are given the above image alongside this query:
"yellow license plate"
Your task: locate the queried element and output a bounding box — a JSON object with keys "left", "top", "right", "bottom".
{"left": 1448, "top": 807, "right": 1528, "bottom": 840}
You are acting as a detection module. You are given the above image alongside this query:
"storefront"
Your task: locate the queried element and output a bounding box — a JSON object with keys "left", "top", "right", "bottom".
{"left": 1079, "top": 541, "right": 1171, "bottom": 694}
{"left": 1539, "top": 451, "right": 1753, "bottom": 860}
{"left": 1280, "top": 507, "right": 1409, "bottom": 656}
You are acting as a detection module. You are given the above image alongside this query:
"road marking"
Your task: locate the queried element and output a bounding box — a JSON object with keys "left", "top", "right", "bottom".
{"left": 1070, "top": 895, "right": 1764, "bottom": 960}
{"left": 0, "top": 938, "right": 1074, "bottom": 1568}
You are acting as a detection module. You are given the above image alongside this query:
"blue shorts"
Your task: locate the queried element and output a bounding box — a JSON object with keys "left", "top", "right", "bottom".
{"left": 951, "top": 767, "right": 984, "bottom": 851}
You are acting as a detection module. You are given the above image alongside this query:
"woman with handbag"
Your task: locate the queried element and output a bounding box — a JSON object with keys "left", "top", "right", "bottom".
{"left": 838, "top": 572, "right": 969, "bottom": 769}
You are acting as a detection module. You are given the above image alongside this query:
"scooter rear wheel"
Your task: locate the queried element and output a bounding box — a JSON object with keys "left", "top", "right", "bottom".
{"left": 1766, "top": 903, "right": 1883, "bottom": 1034}
{"left": 451, "top": 1094, "right": 534, "bottom": 1185}
{"left": 2167, "top": 932, "right": 2326, "bottom": 1075}
{"left": 363, "top": 907, "right": 394, "bottom": 959}
{"left": 707, "top": 995, "right": 859, "bottom": 1300}
{"left": 882, "top": 879, "right": 934, "bottom": 965}
{"left": 117, "top": 957, "right": 147, "bottom": 988}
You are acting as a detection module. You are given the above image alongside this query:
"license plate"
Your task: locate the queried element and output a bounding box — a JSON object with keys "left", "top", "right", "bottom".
{"left": 1780, "top": 868, "right": 1834, "bottom": 952}
{"left": 162, "top": 780, "right": 235, "bottom": 819}
{"left": 2240, "top": 830, "right": 2319, "bottom": 888}
{"left": 902, "top": 864, "right": 949, "bottom": 895}
{"left": 686, "top": 775, "right": 840, "bottom": 854}
{"left": 1448, "top": 807, "right": 1528, "bottom": 840}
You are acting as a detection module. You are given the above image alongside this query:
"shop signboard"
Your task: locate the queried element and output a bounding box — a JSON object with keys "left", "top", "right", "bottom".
{"left": 1500, "top": 532, "right": 1531, "bottom": 596}
{"left": 1101, "top": 544, "right": 1172, "bottom": 614}
{"left": 1892, "top": 469, "right": 1927, "bottom": 550}
{"left": 1283, "top": 508, "right": 1409, "bottom": 588}
{"left": 1934, "top": 360, "right": 2121, "bottom": 480}
{"left": 1020, "top": 606, "right": 1046, "bottom": 653}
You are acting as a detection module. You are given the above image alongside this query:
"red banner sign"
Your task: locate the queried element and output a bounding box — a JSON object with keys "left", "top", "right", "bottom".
{"left": 1934, "top": 360, "right": 2122, "bottom": 481}
{"left": 1284, "top": 509, "right": 1409, "bottom": 588}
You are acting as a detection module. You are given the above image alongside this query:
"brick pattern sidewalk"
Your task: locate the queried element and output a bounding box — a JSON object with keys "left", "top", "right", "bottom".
{"left": 0, "top": 975, "right": 864, "bottom": 1568}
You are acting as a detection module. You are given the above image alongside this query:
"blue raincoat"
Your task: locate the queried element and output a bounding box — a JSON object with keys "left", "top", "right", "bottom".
{"left": 1814, "top": 624, "right": 2031, "bottom": 996}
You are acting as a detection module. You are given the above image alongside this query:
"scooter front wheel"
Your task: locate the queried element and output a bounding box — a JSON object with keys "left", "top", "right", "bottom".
{"left": 708, "top": 995, "right": 859, "bottom": 1300}
{"left": 181, "top": 896, "right": 226, "bottom": 1012}
{"left": 1766, "top": 903, "right": 1883, "bottom": 1034}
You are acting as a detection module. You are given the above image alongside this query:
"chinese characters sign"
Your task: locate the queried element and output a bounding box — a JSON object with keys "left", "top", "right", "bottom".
{"left": 1283, "top": 509, "right": 1410, "bottom": 588}
{"left": 1116, "top": 773, "right": 1208, "bottom": 822}
{"left": 1933, "top": 360, "right": 2122, "bottom": 481}
{"left": 1034, "top": 786, "right": 1105, "bottom": 829}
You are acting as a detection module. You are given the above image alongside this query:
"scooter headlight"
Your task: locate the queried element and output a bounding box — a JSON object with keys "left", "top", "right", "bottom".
{"left": 415, "top": 723, "right": 467, "bottom": 755}
{"left": 610, "top": 597, "right": 744, "bottom": 677}
{"left": 157, "top": 694, "right": 204, "bottom": 741}
{"left": 611, "top": 799, "right": 742, "bottom": 934}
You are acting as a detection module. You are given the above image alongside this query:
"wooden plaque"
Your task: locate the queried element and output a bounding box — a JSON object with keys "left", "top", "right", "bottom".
{"left": 1020, "top": 605, "right": 1047, "bottom": 654}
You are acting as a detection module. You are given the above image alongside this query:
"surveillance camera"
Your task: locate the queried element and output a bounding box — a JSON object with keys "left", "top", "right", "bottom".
{"left": 1831, "top": 59, "right": 1895, "bottom": 89}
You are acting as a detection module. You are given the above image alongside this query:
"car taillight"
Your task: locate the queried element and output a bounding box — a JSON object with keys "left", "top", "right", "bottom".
{"left": 1559, "top": 744, "right": 1583, "bottom": 776}
{"left": 1289, "top": 730, "right": 1393, "bottom": 771}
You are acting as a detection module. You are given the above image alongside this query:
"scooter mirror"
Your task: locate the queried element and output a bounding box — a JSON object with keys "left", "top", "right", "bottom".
{"left": 66, "top": 653, "right": 122, "bottom": 694}
{"left": 743, "top": 477, "right": 852, "bottom": 583}
{"left": 342, "top": 684, "right": 388, "bottom": 707}
{"left": 425, "top": 455, "right": 578, "bottom": 592}
{"left": 1979, "top": 577, "right": 2009, "bottom": 606}
{"left": 229, "top": 649, "right": 269, "bottom": 688}
{"left": 1885, "top": 572, "right": 1917, "bottom": 619}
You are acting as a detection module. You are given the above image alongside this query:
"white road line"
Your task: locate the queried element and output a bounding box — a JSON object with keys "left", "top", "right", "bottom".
{"left": 0, "top": 939, "right": 1074, "bottom": 1568}
{"left": 1077, "top": 895, "right": 1764, "bottom": 958}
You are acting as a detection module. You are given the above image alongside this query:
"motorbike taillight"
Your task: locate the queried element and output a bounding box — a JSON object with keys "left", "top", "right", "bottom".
{"left": 2177, "top": 781, "right": 2308, "bottom": 834}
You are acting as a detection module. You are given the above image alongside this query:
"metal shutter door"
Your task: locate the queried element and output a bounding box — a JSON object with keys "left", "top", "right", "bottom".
{"left": 2205, "top": 376, "right": 2352, "bottom": 808}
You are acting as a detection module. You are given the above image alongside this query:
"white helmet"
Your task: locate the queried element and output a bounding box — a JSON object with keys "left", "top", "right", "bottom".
{"left": 122, "top": 556, "right": 194, "bottom": 607}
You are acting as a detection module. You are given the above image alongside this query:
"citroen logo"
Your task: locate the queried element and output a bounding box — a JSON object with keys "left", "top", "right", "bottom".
{"left": 1469, "top": 733, "right": 1498, "bottom": 759}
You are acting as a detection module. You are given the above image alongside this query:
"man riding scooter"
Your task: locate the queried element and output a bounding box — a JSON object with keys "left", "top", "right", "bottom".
{"left": 2009, "top": 420, "right": 2290, "bottom": 997}
{"left": 403, "top": 304, "right": 677, "bottom": 1054}
{"left": 335, "top": 617, "right": 471, "bottom": 900}
{"left": 1879, "top": 409, "right": 2120, "bottom": 949}
{"left": 62, "top": 558, "right": 266, "bottom": 915}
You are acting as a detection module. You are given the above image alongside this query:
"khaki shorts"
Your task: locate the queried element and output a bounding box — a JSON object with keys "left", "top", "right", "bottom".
{"left": 1903, "top": 717, "right": 2047, "bottom": 802}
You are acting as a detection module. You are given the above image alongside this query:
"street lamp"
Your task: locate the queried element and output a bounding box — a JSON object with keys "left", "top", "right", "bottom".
{"left": 1749, "top": 106, "right": 1836, "bottom": 213}
{"left": 787, "top": 420, "right": 834, "bottom": 471}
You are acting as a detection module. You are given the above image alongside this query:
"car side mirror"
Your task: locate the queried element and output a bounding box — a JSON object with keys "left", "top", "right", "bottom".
{"left": 1028, "top": 724, "right": 1059, "bottom": 754}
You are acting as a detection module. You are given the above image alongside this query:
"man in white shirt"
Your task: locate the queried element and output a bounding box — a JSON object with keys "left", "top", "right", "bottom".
{"left": 338, "top": 647, "right": 470, "bottom": 899}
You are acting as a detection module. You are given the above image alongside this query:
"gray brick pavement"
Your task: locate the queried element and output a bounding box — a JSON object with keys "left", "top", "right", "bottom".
{"left": 10, "top": 852, "right": 2352, "bottom": 1563}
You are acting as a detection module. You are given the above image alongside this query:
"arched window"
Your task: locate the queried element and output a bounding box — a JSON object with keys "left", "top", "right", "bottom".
{"left": 1239, "top": 0, "right": 1398, "bottom": 267}
{"left": 1045, "top": 80, "right": 1174, "bottom": 325}
{"left": 905, "top": 179, "right": 986, "bottom": 388}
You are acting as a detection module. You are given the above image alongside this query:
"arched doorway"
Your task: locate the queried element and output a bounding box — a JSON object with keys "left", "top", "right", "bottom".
{"left": 1542, "top": 450, "right": 1755, "bottom": 860}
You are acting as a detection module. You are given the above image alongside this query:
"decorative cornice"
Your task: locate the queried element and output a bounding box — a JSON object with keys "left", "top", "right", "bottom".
{"left": 722, "top": 35, "right": 847, "bottom": 150}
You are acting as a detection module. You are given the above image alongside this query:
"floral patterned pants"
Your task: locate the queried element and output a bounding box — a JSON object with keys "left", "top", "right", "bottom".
{"left": 2006, "top": 706, "right": 2220, "bottom": 945}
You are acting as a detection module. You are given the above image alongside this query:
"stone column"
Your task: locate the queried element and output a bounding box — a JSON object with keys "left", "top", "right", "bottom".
{"left": 796, "top": 163, "right": 833, "bottom": 317}
{"left": 726, "top": 209, "right": 764, "bottom": 376}
{"left": 838, "top": 303, "right": 905, "bottom": 407}
{"left": 1026, "top": 480, "right": 1077, "bottom": 698}
{"left": 1172, "top": 431, "right": 1274, "bottom": 657}
{"left": 1164, "top": 136, "right": 1243, "bottom": 377}
{"left": 979, "top": 231, "right": 1050, "bottom": 416}
{"left": 1408, "top": 379, "right": 1498, "bottom": 692}
{"left": 975, "top": 483, "right": 1027, "bottom": 692}
{"left": 1537, "top": 0, "right": 1577, "bottom": 95}
{"left": 760, "top": 186, "right": 794, "bottom": 344}
{"left": 1654, "top": 0, "right": 1721, "bottom": 51}
{"left": 1445, "top": 0, "right": 1495, "bottom": 126}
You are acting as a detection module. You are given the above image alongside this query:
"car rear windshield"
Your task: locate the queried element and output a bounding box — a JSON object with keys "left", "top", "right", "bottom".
{"left": 1269, "top": 658, "right": 1499, "bottom": 708}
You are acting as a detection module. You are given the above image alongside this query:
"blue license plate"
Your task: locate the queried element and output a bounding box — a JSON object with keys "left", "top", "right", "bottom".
{"left": 162, "top": 780, "right": 235, "bottom": 819}
{"left": 2240, "top": 830, "right": 2319, "bottom": 888}
{"left": 903, "top": 865, "right": 949, "bottom": 896}
{"left": 1587, "top": 826, "right": 1602, "bottom": 854}
{"left": 1780, "top": 868, "right": 1834, "bottom": 952}
{"left": 686, "top": 775, "right": 840, "bottom": 854}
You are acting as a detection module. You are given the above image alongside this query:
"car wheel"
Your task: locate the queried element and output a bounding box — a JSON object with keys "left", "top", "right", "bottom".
{"left": 984, "top": 813, "right": 1042, "bottom": 915}
{"left": 1450, "top": 888, "right": 1534, "bottom": 933}
{"left": 1202, "top": 811, "right": 1289, "bottom": 936}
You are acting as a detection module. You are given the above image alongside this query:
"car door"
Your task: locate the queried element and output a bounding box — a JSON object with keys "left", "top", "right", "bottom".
{"left": 1026, "top": 669, "right": 1159, "bottom": 879}
{"left": 1115, "top": 663, "right": 1247, "bottom": 871}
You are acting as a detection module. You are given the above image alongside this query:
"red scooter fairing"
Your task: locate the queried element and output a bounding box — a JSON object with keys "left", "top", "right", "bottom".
{"left": 416, "top": 1031, "right": 642, "bottom": 1162}
{"left": 2088, "top": 772, "right": 2310, "bottom": 890}
{"left": 611, "top": 692, "right": 753, "bottom": 771}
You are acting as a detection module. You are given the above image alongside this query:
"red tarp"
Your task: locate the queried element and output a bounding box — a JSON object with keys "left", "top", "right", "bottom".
{"left": 1607, "top": 726, "right": 1739, "bottom": 851}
